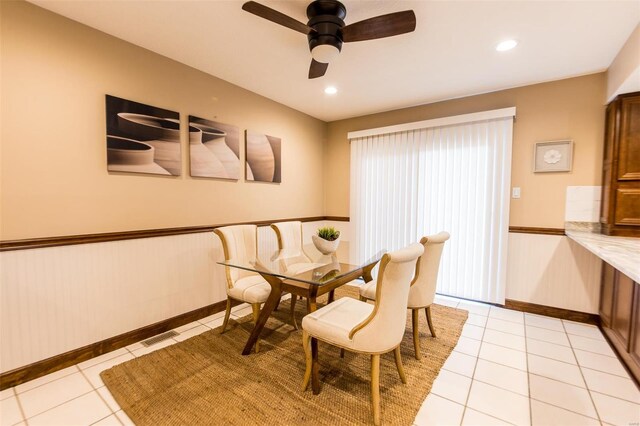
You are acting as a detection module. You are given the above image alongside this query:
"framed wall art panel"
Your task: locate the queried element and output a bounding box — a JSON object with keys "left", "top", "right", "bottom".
{"left": 533, "top": 140, "right": 573, "bottom": 173}
{"left": 105, "top": 95, "right": 181, "bottom": 176}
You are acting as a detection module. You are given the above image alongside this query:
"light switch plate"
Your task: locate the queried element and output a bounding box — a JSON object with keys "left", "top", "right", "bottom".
{"left": 512, "top": 187, "right": 521, "bottom": 199}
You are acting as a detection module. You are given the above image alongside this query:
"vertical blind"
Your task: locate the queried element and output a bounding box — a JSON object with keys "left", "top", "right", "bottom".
{"left": 349, "top": 111, "right": 514, "bottom": 304}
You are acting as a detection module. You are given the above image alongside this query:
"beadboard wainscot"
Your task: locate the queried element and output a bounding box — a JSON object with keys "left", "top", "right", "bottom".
{"left": 505, "top": 229, "right": 603, "bottom": 315}
{"left": 0, "top": 219, "right": 345, "bottom": 388}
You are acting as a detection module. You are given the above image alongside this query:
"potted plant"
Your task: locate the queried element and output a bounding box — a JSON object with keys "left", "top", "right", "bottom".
{"left": 312, "top": 226, "right": 341, "bottom": 255}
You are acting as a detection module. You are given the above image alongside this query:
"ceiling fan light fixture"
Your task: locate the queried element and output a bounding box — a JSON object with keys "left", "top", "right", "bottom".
{"left": 242, "top": 1, "right": 417, "bottom": 79}
{"left": 496, "top": 39, "right": 518, "bottom": 52}
{"left": 311, "top": 44, "right": 340, "bottom": 64}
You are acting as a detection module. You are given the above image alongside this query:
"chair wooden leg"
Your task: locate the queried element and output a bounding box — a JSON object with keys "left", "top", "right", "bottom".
{"left": 371, "top": 354, "right": 381, "bottom": 426}
{"left": 252, "top": 303, "right": 261, "bottom": 353}
{"left": 290, "top": 295, "right": 299, "bottom": 330}
{"left": 220, "top": 298, "right": 232, "bottom": 334}
{"left": 340, "top": 348, "right": 345, "bottom": 358}
{"left": 311, "top": 337, "right": 320, "bottom": 394}
{"left": 425, "top": 305, "right": 436, "bottom": 337}
{"left": 412, "top": 309, "right": 421, "bottom": 360}
{"left": 301, "top": 330, "right": 312, "bottom": 391}
{"left": 359, "top": 295, "right": 367, "bottom": 302}
{"left": 393, "top": 346, "right": 407, "bottom": 384}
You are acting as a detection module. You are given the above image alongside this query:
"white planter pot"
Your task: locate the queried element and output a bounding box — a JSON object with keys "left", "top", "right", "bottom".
{"left": 312, "top": 234, "right": 341, "bottom": 255}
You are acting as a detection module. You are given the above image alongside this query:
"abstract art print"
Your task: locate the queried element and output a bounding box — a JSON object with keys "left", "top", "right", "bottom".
{"left": 105, "top": 95, "right": 181, "bottom": 176}
{"left": 245, "top": 130, "right": 281, "bottom": 183}
{"left": 188, "top": 116, "right": 240, "bottom": 179}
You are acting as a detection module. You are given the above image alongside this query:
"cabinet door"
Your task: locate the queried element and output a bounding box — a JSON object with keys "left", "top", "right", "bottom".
{"left": 612, "top": 271, "right": 635, "bottom": 350}
{"left": 601, "top": 101, "right": 617, "bottom": 223}
{"left": 630, "top": 283, "right": 640, "bottom": 368}
{"left": 600, "top": 262, "right": 616, "bottom": 327}
{"left": 617, "top": 96, "right": 640, "bottom": 181}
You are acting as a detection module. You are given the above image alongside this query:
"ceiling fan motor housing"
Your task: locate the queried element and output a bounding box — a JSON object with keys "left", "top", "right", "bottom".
{"left": 306, "top": 0, "right": 346, "bottom": 61}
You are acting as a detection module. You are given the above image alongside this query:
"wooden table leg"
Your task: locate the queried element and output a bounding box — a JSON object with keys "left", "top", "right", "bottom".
{"left": 327, "top": 289, "right": 335, "bottom": 304}
{"left": 290, "top": 295, "right": 298, "bottom": 330}
{"left": 307, "top": 296, "right": 317, "bottom": 313}
{"left": 311, "top": 336, "right": 320, "bottom": 394}
{"left": 241, "top": 278, "right": 282, "bottom": 355}
{"left": 274, "top": 292, "right": 282, "bottom": 311}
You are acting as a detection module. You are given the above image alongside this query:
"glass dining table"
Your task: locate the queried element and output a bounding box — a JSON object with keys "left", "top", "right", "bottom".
{"left": 218, "top": 249, "right": 384, "bottom": 355}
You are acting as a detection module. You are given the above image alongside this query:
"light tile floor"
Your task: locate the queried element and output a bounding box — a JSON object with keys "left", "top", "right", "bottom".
{"left": 2, "top": 294, "right": 639, "bottom": 426}
{"left": 416, "top": 295, "right": 640, "bottom": 426}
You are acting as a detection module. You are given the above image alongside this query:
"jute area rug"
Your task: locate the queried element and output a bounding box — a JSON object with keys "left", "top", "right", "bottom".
{"left": 102, "top": 286, "right": 468, "bottom": 425}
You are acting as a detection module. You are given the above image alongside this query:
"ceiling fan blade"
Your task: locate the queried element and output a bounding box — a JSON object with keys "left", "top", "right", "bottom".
{"left": 342, "top": 10, "right": 416, "bottom": 42}
{"left": 309, "top": 59, "right": 328, "bottom": 79}
{"left": 242, "top": 1, "right": 314, "bottom": 35}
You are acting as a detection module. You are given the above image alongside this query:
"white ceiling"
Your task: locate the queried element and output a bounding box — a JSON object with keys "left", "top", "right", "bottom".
{"left": 30, "top": 0, "right": 640, "bottom": 122}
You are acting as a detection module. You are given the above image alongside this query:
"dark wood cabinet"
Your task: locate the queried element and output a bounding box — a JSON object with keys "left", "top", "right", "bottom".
{"left": 612, "top": 272, "right": 635, "bottom": 350}
{"left": 630, "top": 285, "right": 640, "bottom": 369}
{"left": 599, "top": 263, "right": 640, "bottom": 381}
{"left": 600, "top": 262, "right": 615, "bottom": 327}
{"left": 600, "top": 92, "right": 640, "bottom": 237}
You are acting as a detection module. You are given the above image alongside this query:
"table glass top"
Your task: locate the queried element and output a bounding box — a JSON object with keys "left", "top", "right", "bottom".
{"left": 218, "top": 249, "right": 385, "bottom": 286}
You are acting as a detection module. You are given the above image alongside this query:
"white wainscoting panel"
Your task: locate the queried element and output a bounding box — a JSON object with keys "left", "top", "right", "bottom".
{"left": 506, "top": 233, "right": 602, "bottom": 314}
{"left": 0, "top": 232, "right": 223, "bottom": 372}
{"left": 0, "top": 222, "right": 325, "bottom": 373}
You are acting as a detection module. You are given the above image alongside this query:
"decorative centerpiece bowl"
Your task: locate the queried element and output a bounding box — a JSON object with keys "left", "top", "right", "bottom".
{"left": 312, "top": 226, "right": 341, "bottom": 255}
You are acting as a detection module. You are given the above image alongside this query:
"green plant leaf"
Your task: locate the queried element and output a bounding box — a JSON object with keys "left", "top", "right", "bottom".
{"left": 317, "top": 226, "right": 340, "bottom": 241}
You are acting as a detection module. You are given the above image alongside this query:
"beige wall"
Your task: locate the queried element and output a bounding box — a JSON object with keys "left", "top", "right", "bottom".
{"left": 0, "top": 1, "right": 611, "bottom": 238}
{"left": 325, "top": 74, "right": 606, "bottom": 228}
{"left": 606, "top": 23, "right": 640, "bottom": 101}
{"left": 0, "top": 1, "right": 326, "bottom": 240}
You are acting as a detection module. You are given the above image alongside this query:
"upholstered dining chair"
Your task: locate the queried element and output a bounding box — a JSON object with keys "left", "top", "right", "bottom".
{"left": 270, "top": 221, "right": 316, "bottom": 274}
{"left": 271, "top": 221, "right": 317, "bottom": 328}
{"left": 214, "top": 224, "right": 271, "bottom": 353}
{"left": 359, "top": 232, "right": 450, "bottom": 360}
{"left": 301, "top": 243, "right": 424, "bottom": 426}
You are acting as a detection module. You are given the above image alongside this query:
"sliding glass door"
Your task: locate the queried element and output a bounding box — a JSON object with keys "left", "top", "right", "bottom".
{"left": 350, "top": 114, "right": 513, "bottom": 303}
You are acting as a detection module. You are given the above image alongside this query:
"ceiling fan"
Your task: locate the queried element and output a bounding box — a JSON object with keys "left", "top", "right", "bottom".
{"left": 242, "top": 0, "right": 417, "bottom": 79}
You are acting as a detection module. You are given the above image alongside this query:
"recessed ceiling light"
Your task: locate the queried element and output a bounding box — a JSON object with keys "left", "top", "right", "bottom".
{"left": 496, "top": 39, "right": 518, "bottom": 52}
{"left": 324, "top": 86, "right": 338, "bottom": 95}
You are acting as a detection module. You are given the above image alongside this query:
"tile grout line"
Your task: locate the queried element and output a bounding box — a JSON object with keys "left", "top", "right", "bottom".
{"left": 432, "top": 391, "right": 519, "bottom": 426}
{"left": 487, "top": 312, "right": 608, "bottom": 343}
{"left": 13, "top": 365, "right": 80, "bottom": 396}
{"left": 17, "top": 387, "right": 97, "bottom": 423}
{"left": 79, "top": 350, "right": 132, "bottom": 372}
{"left": 80, "top": 363, "right": 123, "bottom": 426}
{"left": 89, "top": 411, "right": 123, "bottom": 426}
{"left": 527, "top": 369, "right": 640, "bottom": 407}
{"left": 78, "top": 367, "right": 101, "bottom": 391}
{"left": 527, "top": 395, "right": 602, "bottom": 422}
{"left": 483, "top": 324, "right": 616, "bottom": 359}
{"left": 454, "top": 300, "right": 629, "bottom": 423}
{"left": 578, "top": 364, "right": 638, "bottom": 388}
{"left": 524, "top": 312, "right": 533, "bottom": 426}
{"left": 94, "top": 386, "right": 119, "bottom": 416}
{"left": 589, "top": 388, "right": 640, "bottom": 406}
{"left": 561, "top": 320, "right": 604, "bottom": 425}
{"left": 468, "top": 333, "right": 616, "bottom": 372}
{"left": 458, "top": 315, "right": 486, "bottom": 425}
{"left": 462, "top": 306, "right": 620, "bottom": 424}
{"left": 461, "top": 380, "right": 522, "bottom": 426}
{"left": 12, "top": 386, "right": 28, "bottom": 426}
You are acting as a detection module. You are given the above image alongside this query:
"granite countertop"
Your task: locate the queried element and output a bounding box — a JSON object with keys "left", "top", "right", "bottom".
{"left": 565, "top": 222, "right": 640, "bottom": 283}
